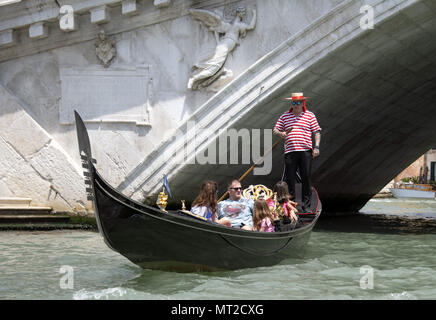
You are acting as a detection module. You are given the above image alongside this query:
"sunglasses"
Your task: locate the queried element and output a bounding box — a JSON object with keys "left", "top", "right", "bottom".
{"left": 291, "top": 101, "right": 303, "bottom": 105}
{"left": 229, "top": 187, "right": 242, "bottom": 191}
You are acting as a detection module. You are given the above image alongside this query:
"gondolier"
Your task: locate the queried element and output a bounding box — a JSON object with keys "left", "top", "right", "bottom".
{"left": 273, "top": 93, "right": 321, "bottom": 212}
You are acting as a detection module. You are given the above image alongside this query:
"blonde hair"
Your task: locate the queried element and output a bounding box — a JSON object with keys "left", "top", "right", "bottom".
{"left": 253, "top": 199, "right": 275, "bottom": 231}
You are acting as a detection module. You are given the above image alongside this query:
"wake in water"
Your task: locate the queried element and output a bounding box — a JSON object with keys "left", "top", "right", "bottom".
{"left": 2, "top": 198, "right": 436, "bottom": 300}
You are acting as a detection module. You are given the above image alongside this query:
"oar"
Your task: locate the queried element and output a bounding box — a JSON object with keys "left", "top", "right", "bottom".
{"left": 218, "top": 128, "right": 292, "bottom": 202}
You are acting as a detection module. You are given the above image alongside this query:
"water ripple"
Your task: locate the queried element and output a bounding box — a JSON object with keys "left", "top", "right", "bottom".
{"left": 2, "top": 207, "right": 436, "bottom": 300}
{"left": 73, "top": 287, "right": 128, "bottom": 300}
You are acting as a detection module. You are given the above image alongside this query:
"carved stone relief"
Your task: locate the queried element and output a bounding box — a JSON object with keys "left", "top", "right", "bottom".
{"left": 95, "top": 30, "right": 116, "bottom": 68}
{"left": 187, "top": 6, "right": 256, "bottom": 91}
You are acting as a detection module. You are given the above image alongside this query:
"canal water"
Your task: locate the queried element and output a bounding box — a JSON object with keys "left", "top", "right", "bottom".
{"left": 1, "top": 199, "right": 436, "bottom": 300}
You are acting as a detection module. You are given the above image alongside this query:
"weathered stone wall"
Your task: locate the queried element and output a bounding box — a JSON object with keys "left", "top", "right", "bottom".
{"left": 0, "top": 0, "right": 344, "bottom": 212}
{"left": 0, "top": 85, "right": 86, "bottom": 212}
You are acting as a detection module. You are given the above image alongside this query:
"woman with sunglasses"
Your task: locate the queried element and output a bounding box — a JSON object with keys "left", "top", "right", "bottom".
{"left": 273, "top": 92, "right": 321, "bottom": 212}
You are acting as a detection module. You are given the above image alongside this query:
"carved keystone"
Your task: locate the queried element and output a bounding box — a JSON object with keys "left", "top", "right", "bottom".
{"left": 94, "top": 30, "right": 116, "bottom": 68}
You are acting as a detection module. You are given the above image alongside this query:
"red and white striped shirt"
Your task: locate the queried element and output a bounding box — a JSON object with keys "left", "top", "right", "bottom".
{"left": 274, "top": 111, "right": 321, "bottom": 154}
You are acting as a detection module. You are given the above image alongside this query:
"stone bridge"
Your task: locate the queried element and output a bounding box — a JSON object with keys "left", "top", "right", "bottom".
{"left": 1, "top": 0, "right": 436, "bottom": 214}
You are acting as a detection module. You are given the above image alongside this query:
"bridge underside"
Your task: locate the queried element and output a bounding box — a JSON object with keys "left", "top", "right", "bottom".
{"left": 167, "top": 2, "right": 436, "bottom": 213}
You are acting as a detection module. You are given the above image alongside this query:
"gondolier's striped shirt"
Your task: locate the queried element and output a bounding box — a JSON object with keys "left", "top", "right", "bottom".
{"left": 274, "top": 111, "right": 321, "bottom": 154}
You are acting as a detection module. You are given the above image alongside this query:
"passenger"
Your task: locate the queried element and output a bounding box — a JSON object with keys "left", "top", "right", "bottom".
{"left": 253, "top": 199, "right": 275, "bottom": 232}
{"left": 217, "top": 179, "right": 254, "bottom": 230}
{"left": 191, "top": 180, "right": 231, "bottom": 227}
{"left": 266, "top": 181, "right": 298, "bottom": 223}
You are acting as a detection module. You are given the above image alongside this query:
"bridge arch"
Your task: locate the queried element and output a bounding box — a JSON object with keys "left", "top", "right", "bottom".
{"left": 122, "top": 0, "right": 436, "bottom": 212}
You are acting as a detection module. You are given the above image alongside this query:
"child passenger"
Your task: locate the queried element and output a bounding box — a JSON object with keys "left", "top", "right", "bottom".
{"left": 266, "top": 181, "right": 298, "bottom": 223}
{"left": 253, "top": 199, "right": 275, "bottom": 232}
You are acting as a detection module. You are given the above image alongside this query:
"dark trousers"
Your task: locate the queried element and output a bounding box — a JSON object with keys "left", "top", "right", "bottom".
{"left": 283, "top": 151, "right": 312, "bottom": 207}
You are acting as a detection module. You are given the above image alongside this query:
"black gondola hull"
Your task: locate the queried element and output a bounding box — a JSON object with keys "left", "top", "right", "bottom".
{"left": 93, "top": 171, "right": 319, "bottom": 271}
{"left": 75, "top": 111, "right": 321, "bottom": 272}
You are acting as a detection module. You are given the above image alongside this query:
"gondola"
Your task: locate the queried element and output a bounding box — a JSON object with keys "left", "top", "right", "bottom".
{"left": 74, "top": 111, "right": 322, "bottom": 272}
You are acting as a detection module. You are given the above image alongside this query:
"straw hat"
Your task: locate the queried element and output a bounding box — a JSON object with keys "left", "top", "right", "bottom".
{"left": 285, "top": 92, "right": 308, "bottom": 101}
{"left": 286, "top": 92, "right": 308, "bottom": 112}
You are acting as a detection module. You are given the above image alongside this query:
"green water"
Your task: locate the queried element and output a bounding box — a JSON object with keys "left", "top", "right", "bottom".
{"left": 1, "top": 199, "right": 436, "bottom": 300}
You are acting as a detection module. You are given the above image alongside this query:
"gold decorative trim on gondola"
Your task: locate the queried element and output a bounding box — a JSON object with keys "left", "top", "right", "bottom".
{"left": 242, "top": 184, "right": 273, "bottom": 201}
{"left": 156, "top": 191, "right": 168, "bottom": 212}
{"left": 179, "top": 209, "right": 209, "bottom": 221}
{"left": 242, "top": 184, "right": 282, "bottom": 215}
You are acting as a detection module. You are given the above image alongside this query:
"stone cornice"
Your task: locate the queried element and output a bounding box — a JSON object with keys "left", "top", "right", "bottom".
{"left": 0, "top": 0, "right": 60, "bottom": 31}
{"left": 0, "top": 0, "right": 166, "bottom": 30}
{"left": 0, "top": 0, "right": 239, "bottom": 62}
